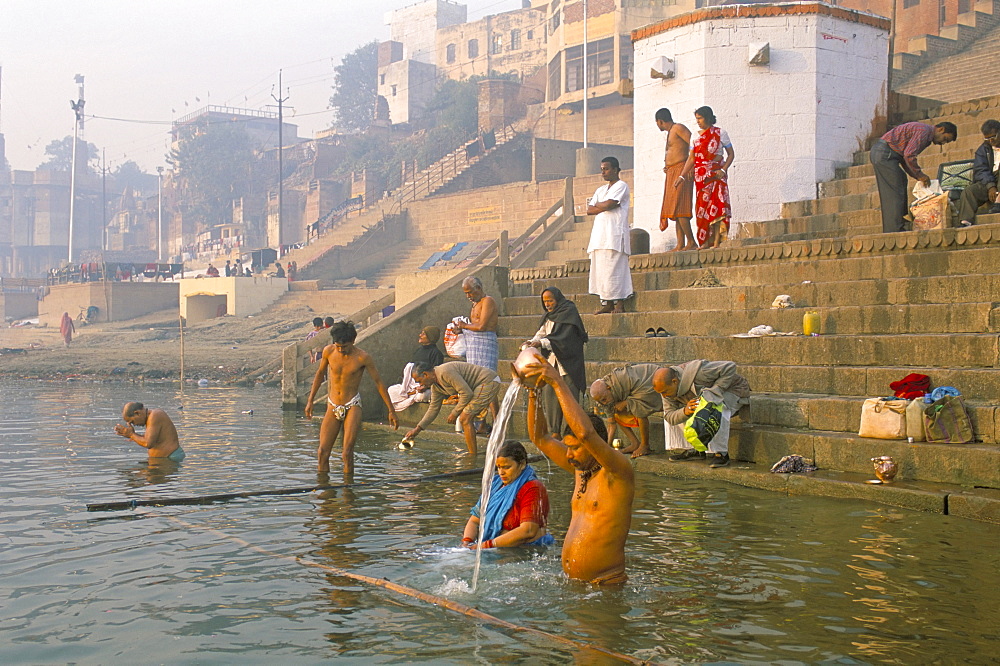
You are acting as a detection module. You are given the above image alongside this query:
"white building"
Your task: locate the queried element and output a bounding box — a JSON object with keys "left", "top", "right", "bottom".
{"left": 387, "top": 0, "right": 468, "bottom": 65}
{"left": 631, "top": 3, "right": 890, "bottom": 253}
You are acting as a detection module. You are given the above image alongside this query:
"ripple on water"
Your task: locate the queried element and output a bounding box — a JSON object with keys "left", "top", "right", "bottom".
{"left": 2, "top": 381, "right": 1000, "bottom": 664}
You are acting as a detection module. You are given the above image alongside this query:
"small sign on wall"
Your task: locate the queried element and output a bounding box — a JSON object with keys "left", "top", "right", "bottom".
{"left": 468, "top": 206, "right": 501, "bottom": 225}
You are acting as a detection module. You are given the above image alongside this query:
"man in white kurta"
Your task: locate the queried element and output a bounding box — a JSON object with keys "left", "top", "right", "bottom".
{"left": 586, "top": 157, "right": 632, "bottom": 314}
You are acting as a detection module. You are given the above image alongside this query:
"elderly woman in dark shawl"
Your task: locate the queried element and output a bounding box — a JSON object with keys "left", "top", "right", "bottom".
{"left": 522, "top": 287, "right": 588, "bottom": 436}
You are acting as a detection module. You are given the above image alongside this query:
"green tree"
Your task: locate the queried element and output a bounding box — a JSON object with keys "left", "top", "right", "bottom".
{"left": 167, "top": 120, "right": 257, "bottom": 228}
{"left": 38, "top": 136, "right": 99, "bottom": 172}
{"left": 329, "top": 41, "right": 378, "bottom": 133}
{"left": 112, "top": 160, "right": 150, "bottom": 192}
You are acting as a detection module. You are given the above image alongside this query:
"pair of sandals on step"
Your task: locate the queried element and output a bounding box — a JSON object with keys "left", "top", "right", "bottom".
{"left": 644, "top": 327, "right": 672, "bottom": 338}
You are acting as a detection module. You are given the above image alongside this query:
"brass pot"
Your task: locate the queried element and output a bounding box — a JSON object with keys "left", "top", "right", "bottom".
{"left": 871, "top": 456, "right": 898, "bottom": 483}
{"left": 513, "top": 347, "right": 546, "bottom": 387}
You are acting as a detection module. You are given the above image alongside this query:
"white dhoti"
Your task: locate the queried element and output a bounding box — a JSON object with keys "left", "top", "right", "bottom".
{"left": 588, "top": 249, "right": 633, "bottom": 301}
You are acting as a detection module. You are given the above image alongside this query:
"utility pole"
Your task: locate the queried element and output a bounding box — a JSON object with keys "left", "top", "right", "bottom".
{"left": 583, "top": 0, "right": 589, "bottom": 149}
{"left": 100, "top": 149, "right": 109, "bottom": 251}
{"left": 271, "top": 70, "right": 289, "bottom": 254}
{"left": 68, "top": 75, "right": 85, "bottom": 263}
{"left": 157, "top": 166, "right": 164, "bottom": 262}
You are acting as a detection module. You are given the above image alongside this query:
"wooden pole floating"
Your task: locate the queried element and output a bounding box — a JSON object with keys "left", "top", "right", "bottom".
{"left": 86, "top": 458, "right": 542, "bottom": 512}
{"left": 164, "top": 513, "right": 648, "bottom": 665}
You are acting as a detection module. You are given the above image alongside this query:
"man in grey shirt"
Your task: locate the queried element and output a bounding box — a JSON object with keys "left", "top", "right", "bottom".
{"left": 653, "top": 360, "right": 751, "bottom": 468}
{"left": 404, "top": 361, "right": 501, "bottom": 456}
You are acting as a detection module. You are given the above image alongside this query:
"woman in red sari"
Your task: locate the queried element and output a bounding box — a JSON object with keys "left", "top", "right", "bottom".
{"left": 675, "top": 106, "right": 735, "bottom": 248}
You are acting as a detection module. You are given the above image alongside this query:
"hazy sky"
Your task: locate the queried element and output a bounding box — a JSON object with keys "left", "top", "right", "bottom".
{"left": 0, "top": 0, "right": 521, "bottom": 173}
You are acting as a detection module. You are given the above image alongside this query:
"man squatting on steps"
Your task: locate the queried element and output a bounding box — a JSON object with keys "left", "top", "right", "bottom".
{"left": 521, "top": 355, "right": 635, "bottom": 585}
{"left": 870, "top": 121, "right": 956, "bottom": 233}
{"left": 958, "top": 119, "right": 1000, "bottom": 227}
{"left": 653, "top": 360, "right": 752, "bottom": 469}
{"left": 305, "top": 320, "right": 398, "bottom": 475}
{"left": 586, "top": 156, "right": 632, "bottom": 315}
{"left": 589, "top": 363, "right": 662, "bottom": 459}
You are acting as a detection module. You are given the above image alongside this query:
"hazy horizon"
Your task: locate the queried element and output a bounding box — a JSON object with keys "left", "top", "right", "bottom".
{"left": 0, "top": 0, "right": 521, "bottom": 174}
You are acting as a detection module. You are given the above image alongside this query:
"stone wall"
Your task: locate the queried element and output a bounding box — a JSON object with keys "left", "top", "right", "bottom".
{"left": 403, "top": 170, "right": 633, "bottom": 246}
{"left": 532, "top": 103, "right": 634, "bottom": 146}
{"left": 40, "top": 282, "right": 179, "bottom": 327}
{"left": 632, "top": 4, "right": 889, "bottom": 252}
{"left": 178, "top": 276, "right": 287, "bottom": 320}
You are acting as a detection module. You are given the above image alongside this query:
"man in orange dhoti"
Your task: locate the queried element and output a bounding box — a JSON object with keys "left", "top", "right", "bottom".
{"left": 656, "top": 108, "right": 696, "bottom": 252}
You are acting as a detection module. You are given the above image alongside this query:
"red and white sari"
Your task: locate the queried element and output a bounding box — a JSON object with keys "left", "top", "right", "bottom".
{"left": 692, "top": 126, "right": 732, "bottom": 246}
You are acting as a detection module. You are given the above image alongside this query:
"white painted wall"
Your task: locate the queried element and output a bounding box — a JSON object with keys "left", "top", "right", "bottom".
{"left": 387, "top": 0, "right": 468, "bottom": 66}
{"left": 633, "top": 10, "right": 888, "bottom": 253}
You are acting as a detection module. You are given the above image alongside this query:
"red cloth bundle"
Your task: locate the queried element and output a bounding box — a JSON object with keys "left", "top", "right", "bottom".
{"left": 889, "top": 373, "right": 930, "bottom": 400}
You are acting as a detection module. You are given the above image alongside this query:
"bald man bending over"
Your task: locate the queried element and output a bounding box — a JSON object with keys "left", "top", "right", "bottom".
{"left": 114, "top": 402, "right": 184, "bottom": 461}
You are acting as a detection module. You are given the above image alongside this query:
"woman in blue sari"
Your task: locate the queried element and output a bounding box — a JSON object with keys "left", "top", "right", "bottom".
{"left": 462, "top": 441, "right": 554, "bottom": 549}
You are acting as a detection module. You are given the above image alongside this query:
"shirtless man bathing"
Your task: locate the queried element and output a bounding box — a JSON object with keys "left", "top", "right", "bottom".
{"left": 519, "top": 359, "right": 635, "bottom": 585}
{"left": 305, "top": 320, "right": 398, "bottom": 474}
{"left": 114, "top": 402, "right": 185, "bottom": 461}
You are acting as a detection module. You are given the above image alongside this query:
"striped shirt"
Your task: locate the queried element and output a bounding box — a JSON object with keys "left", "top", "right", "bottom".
{"left": 881, "top": 122, "right": 935, "bottom": 180}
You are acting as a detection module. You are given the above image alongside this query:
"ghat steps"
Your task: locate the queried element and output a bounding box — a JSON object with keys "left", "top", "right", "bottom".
{"left": 392, "top": 95, "right": 1000, "bottom": 515}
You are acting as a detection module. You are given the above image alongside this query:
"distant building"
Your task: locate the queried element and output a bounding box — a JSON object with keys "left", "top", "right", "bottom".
{"left": 436, "top": 4, "right": 548, "bottom": 81}
{"left": 387, "top": 0, "right": 468, "bottom": 65}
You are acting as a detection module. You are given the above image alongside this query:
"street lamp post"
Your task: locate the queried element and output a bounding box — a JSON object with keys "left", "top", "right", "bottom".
{"left": 68, "top": 97, "right": 85, "bottom": 263}
{"left": 156, "top": 166, "right": 164, "bottom": 262}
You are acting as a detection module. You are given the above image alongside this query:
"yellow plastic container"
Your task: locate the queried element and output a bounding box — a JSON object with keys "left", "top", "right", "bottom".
{"left": 803, "top": 311, "right": 820, "bottom": 336}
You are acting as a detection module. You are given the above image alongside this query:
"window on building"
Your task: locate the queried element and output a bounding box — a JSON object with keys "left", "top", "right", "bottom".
{"left": 547, "top": 54, "right": 561, "bottom": 102}
{"left": 491, "top": 34, "right": 503, "bottom": 54}
{"left": 564, "top": 38, "right": 615, "bottom": 93}
{"left": 380, "top": 73, "right": 386, "bottom": 85}
{"left": 902, "top": 0, "right": 919, "bottom": 7}
{"left": 391, "top": 85, "right": 397, "bottom": 97}
{"left": 468, "top": 38, "right": 479, "bottom": 59}
{"left": 549, "top": 2, "right": 561, "bottom": 35}
{"left": 510, "top": 29, "right": 522, "bottom": 50}
{"left": 446, "top": 43, "right": 456, "bottom": 64}
{"left": 619, "top": 35, "right": 633, "bottom": 81}
{"left": 527, "top": 29, "right": 534, "bottom": 40}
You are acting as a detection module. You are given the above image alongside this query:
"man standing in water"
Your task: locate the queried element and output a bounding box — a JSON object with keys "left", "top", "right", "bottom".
{"left": 520, "top": 360, "right": 634, "bottom": 585}
{"left": 305, "top": 320, "right": 398, "bottom": 474}
{"left": 114, "top": 402, "right": 185, "bottom": 461}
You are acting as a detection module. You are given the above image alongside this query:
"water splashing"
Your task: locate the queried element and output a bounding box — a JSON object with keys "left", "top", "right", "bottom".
{"left": 471, "top": 378, "right": 521, "bottom": 591}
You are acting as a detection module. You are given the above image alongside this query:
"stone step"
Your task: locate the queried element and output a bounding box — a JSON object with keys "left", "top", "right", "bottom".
{"left": 734, "top": 426, "right": 998, "bottom": 488}
{"left": 505, "top": 273, "right": 1000, "bottom": 312}
{"left": 390, "top": 397, "right": 996, "bottom": 487}
{"left": 781, "top": 192, "right": 879, "bottom": 219}
{"left": 497, "top": 360, "right": 1000, "bottom": 403}
{"left": 496, "top": 332, "right": 999, "bottom": 371}
{"left": 747, "top": 392, "right": 996, "bottom": 444}
{"left": 515, "top": 239, "right": 1000, "bottom": 294}
{"left": 499, "top": 300, "right": 998, "bottom": 337}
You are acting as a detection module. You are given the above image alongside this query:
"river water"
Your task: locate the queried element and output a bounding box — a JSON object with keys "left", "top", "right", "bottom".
{"left": 2, "top": 380, "right": 998, "bottom": 663}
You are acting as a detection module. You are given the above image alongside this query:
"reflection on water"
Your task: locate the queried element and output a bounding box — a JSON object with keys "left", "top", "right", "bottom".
{"left": 1, "top": 380, "right": 999, "bottom": 664}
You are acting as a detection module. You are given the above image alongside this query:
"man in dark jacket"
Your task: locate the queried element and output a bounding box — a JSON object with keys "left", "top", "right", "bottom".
{"left": 958, "top": 119, "right": 1000, "bottom": 227}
